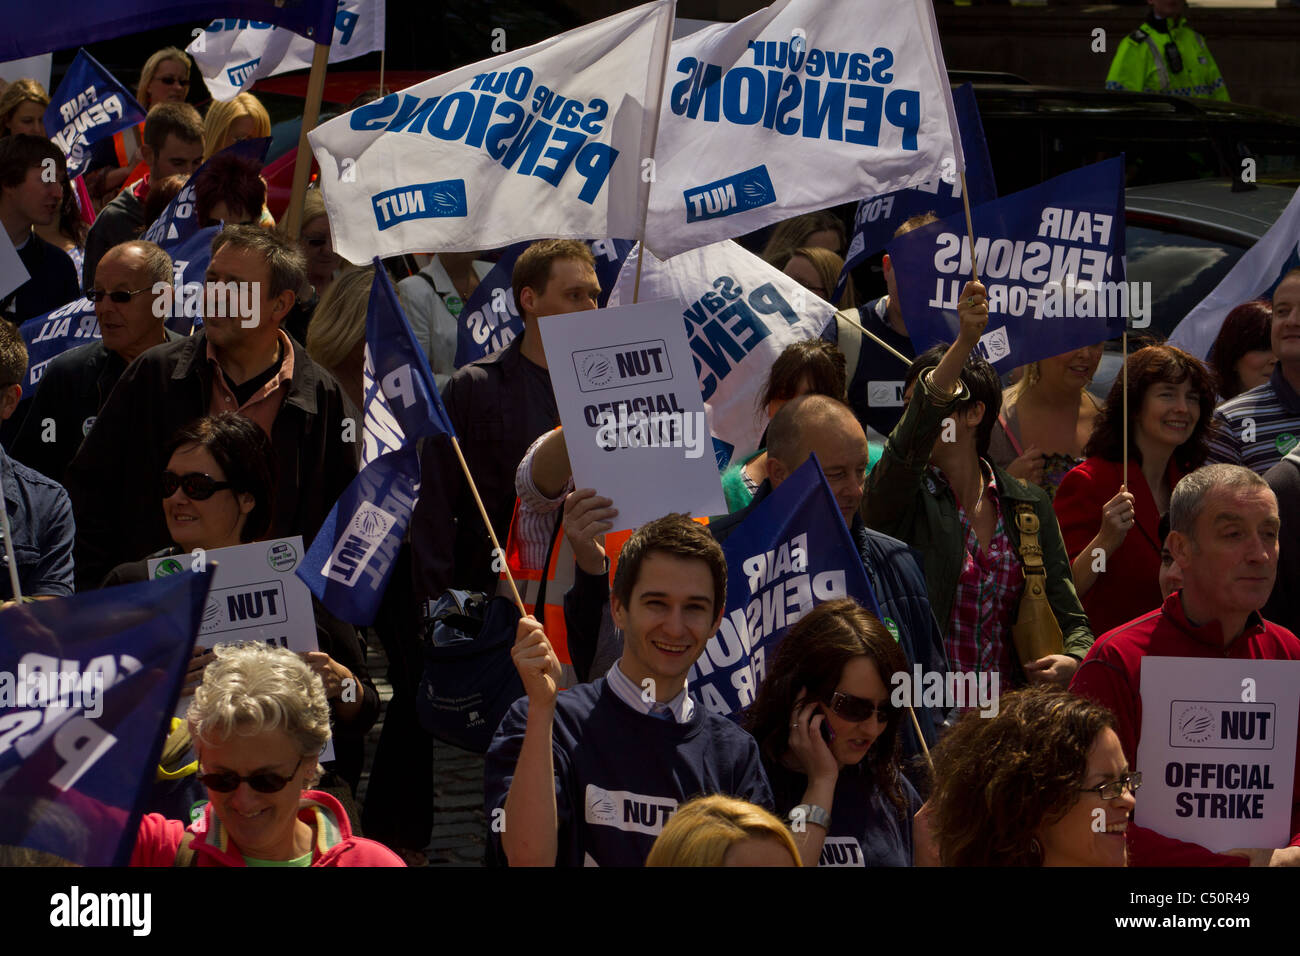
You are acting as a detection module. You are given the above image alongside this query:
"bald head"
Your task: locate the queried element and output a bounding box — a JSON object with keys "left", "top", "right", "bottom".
{"left": 766, "top": 394, "right": 867, "bottom": 525}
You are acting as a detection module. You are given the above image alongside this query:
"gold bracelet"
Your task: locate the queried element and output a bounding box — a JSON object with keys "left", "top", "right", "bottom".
{"left": 920, "top": 368, "right": 970, "bottom": 405}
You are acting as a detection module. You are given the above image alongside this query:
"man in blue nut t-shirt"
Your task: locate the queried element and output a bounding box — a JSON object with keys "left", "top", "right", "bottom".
{"left": 485, "top": 513, "right": 773, "bottom": 866}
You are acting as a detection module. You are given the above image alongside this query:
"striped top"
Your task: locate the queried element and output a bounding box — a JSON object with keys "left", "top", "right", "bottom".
{"left": 1207, "top": 365, "right": 1300, "bottom": 474}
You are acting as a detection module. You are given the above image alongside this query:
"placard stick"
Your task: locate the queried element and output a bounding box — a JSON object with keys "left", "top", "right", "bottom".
{"left": 631, "top": 3, "right": 677, "bottom": 304}
{"left": 449, "top": 435, "right": 526, "bottom": 615}
{"left": 283, "top": 42, "right": 330, "bottom": 239}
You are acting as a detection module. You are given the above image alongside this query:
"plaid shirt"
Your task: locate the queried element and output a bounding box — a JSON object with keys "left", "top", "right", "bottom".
{"left": 935, "top": 462, "right": 1023, "bottom": 683}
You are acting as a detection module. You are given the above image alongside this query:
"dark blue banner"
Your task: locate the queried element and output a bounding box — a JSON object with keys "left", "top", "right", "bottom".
{"left": 2, "top": 0, "right": 335, "bottom": 60}
{"left": 44, "top": 49, "right": 146, "bottom": 179}
{"left": 142, "top": 136, "right": 270, "bottom": 247}
{"left": 299, "top": 262, "right": 455, "bottom": 625}
{"left": 889, "top": 156, "right": 1128, "bottom": 374}
{"left": 0, "top": 569, "right": 213, "bottom": 866}
{"left": 454, "top": 238, "right": 634, "bottom": 367}
{"left": 689, "top": 454, "right": 880, "bottom": 719}
{"left": 19, "top": 225, "right": 220, "bottom": 391}
{"left": 833, "top": 84, "right": 997, "bottom": 304}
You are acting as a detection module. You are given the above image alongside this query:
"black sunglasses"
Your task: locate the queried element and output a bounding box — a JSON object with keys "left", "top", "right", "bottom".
{"left": 302, "top": 236, "right": 330, "bottom": 248}
{"left": 198, "top": 755, "right": 306, "bottom": 794}
{"left": 161, "top": 471, "right": 233, "bottom": 500}
{"left": 156, "top": 76, "right": 190, "bottom": 87}
{"left": 828, "top": 691, "right": 897, "bottom": 724}
{"left": 86, "top": 287, "right": 151, "bottom": 303}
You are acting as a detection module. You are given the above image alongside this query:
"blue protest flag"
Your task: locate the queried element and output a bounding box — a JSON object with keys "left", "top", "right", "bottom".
{"left": 299, "top": 262, "right": 453, "bottom": 625}
{"left": 18, "top": 225, "right": 221, "bottom": 390}
{"left": 0, "top": 568, "right": 214, "bottom": 866}
{"left": 690, "top": 454, "right": 880, "bottom": 720}
{"left": 44, "top": 50, "right": 146, "bottom": 179}
{"left": 143, "top": 136, "right": 271, "bottom": 247}
{"left": 832, "top": 84, "right": 997, "bottom": 304}
{"left": 454, "top": 239, "right": 634, "bottom": 367}
{"left": 889, "top": 156, "right": 1128, "bottom": 375}
{"left": 2, "top": 0, "right": 335, "bottom": 60}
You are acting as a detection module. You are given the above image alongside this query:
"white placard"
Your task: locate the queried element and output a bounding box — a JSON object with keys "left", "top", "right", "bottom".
{"left": 149, "top": 536, "right": 333, "bottom": 763}
{"left": 0, "top": 233, "right": 30, "bottom": 303}
{"left": 539, "top": 298, "right": 727, "bottom": 532}
{"left": 1136, "top": 656, "right": 1300, "bottom": 853}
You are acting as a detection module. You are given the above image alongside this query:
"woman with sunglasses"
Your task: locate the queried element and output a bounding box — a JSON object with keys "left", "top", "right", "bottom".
{"left": 926, "top": 687, "right": 1135, "bottom": 866}
{"left": 745, "top": 599, "right": 918, "bottom": 867}
{"left": 132, "top": 641, "right": 403, "bottom": 866}
{"left": 102, "top": 413, "right": 378, "bottom": 799}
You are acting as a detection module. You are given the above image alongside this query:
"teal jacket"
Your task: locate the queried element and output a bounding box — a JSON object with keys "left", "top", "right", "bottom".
{"left": 861, "top": 382, "right": 1093, "bottom": 661}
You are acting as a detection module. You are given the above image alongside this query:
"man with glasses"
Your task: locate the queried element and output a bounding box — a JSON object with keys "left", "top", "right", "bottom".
{"left": 0, "top": 319, "right": 74, "bottom": 600}
{"left": 12, "top": 240, "right": 182, "bottom": 483}
{"left": 1072, "top": 464, "right": 1300, "bottom": 866}
{"left": 82, "top": 102, "right": 205, "bottom": 288}
{"left": 1105, "top": 0, "right": 1228, "bottom": 101}
{"left": 64, "top": 225, "right": 357, "bottom": 589}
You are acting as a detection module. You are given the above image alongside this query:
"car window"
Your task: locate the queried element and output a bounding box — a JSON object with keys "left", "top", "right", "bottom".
{"left": 1125, "top": 224, "right": 1246, "bottom": 340}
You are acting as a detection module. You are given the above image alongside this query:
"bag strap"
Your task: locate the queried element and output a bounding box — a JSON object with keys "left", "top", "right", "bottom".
{"left": 532, "top": 508, "right": 566, "bottom": 621}
{"left": 1013, "top": 503, "right": 1046, "bottom": 576}
{"left": 173, "top": 831, "right": 198, "bottom": 867}
{"left": 998, "top": 410, "right": 1024, "bottom": 458}
{"left": 835, "top": 310, "right": 863, "bottom": 384}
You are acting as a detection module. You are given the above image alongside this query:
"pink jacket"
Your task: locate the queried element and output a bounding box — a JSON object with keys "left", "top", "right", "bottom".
{"left": 131, "top": 790, "right": 405, "bottom": 867}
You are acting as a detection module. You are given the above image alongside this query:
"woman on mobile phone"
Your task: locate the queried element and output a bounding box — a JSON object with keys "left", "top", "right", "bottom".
{"left": 745, "top": 599, "right": 919, "bottom": 867}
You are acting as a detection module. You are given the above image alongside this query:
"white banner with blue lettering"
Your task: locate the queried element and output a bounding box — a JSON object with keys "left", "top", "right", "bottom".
{"left": 189, "top": 0, "right": 386, "bottom": 102}
{"left": 454, "top": 238, "right": 633, "bottom": 367}
{"left": 691, "top": 454, "right": 880, "bottom": 718}
{"left": 833, "top": 82, "right": 996, "bottom": 303}
{"left": 1168, "top": 184, "right": 1300, "bottom": 360}
{"left": 307, "top": 0, "right": 673, "bottom": 262}
{"left": 889, "top": 157, "right": 1128, "bottom": 375}
{"left": 608, "top": 239, "right": 833, "bottom": 471}
{"left": 300, "top": 262, "right": 455, "bottom": 626}
{"left": 43, "top": 49, "right": 146, "bottom": 179}
{"left": 643, "top": 0, "right": 961, "bottom": 259}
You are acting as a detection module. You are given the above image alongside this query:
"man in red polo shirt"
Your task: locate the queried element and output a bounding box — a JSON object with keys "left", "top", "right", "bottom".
{"left": 1071, "top": 463, "right": 1300, "bottom": 866}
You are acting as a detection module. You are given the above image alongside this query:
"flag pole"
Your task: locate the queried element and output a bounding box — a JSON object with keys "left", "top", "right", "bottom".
{"left": 959, "top": 171, "right": 980, "bottom": 285}
{"left": 449, "top": 435, "right": 528, "bottom": 616}
{"left": 1122, "top": 330, "right": 1129, "bottom": 485}
{"left": 837, "top": 309, "right": 913, "bottom": 366}
{"left": 284, "top": 41, "right": 331, "bottom": 239}
{"left": 631, "top": 1, "right": 676, "bottom": 304}
{"left": 906, "top": 705, "right": 933, "bottom": 773}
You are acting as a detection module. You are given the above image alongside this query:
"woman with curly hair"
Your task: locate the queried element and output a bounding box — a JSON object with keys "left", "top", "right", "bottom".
{"left": 646, "top": 795, "right": 800, "bottom": 867}
{"left": 928, "top": 687, "right": 1136, "bottom": 866}
{"left": 745, "top": 599, "right": 918, "bottom": 867}
{"left": 1054, "top": 344, "right": 1217, "bottom": 634}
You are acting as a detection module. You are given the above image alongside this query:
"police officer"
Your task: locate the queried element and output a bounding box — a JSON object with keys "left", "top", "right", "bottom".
{"left": 1106, "top": 0, "right": 1228, "bottom": 101}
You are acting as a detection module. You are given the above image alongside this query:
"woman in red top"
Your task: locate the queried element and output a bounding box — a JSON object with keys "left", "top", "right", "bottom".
{"left": 1054, "top": 345, "right": 1217, "bottom": 636}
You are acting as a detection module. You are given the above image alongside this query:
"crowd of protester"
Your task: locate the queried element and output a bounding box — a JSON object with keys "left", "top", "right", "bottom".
{"left": 1, "top": 29, "right": 1298, "bottom": 871}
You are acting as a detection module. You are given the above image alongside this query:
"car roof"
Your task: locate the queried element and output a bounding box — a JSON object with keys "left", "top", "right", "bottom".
{"left": 1124, "top": 181, "right": 1295, "bottom": 242}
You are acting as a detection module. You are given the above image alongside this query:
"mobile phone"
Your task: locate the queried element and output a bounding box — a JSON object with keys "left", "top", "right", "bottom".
{"left": 816, "top": 706, "right": 835, "bottom": 744}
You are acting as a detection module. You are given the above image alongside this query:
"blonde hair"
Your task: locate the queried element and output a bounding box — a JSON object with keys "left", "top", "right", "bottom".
{"left": 137, "top": 48, "right": 192, "bottom": 108}
{"left": 0, "top": 79, "right": 49, "bottom": 135}
{"left": 203, "top": 93, "right": 272, "bottom": 159}
{"left": 306, "top": 265, "right": 372, "bottom": 369}
{"left": 188, "top": 642, "right": 331, "bottom": 782}
{"left": 301, "top": 188, "right": 328, "bottom": 229}
{"left": 645, "top": 795, "right": 801, "bottom": 867}
{"left": 784, "top": 245, "right": 855, "bottom": 310}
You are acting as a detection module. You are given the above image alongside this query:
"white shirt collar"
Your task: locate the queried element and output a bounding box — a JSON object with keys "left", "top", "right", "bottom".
{"left": 605, "top": 661, "right": 695, "bottom": 724}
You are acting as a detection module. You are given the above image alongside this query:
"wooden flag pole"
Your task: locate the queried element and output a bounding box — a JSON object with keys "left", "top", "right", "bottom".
{"left": 907, "top": 706, "right": 934, "bottom": 774}
{"left": 837, "top": 309, "right": 913, "bottom": 366}
{"left": 631, "top": 3, "right": 676, "bottom": 304}
{"left": 284, "top": 42, "right": 331, "bottom": 240}
{"left": 449, "top": 435, "right": 528, "bottom": 616}
{"left": 1122, "top": 330, "right": 1129, "bottom": 484}
{"left": 959, "top": 170, "right": 980, "bottom": 285}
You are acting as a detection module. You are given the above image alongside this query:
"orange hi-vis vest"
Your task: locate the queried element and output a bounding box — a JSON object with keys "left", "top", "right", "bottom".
{"left": 111, "top": 123, "right": 149, "bottom": 190}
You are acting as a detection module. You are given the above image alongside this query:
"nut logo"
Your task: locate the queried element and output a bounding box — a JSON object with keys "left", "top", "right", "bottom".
{"left": 580, "top": 352, "right": 614, "bottom": 389}
{"left": 1175, "top": 704, "right": 1215, "bottom": 744}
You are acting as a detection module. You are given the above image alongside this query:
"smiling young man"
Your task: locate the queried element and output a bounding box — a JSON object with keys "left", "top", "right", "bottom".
{"left": 1208, "top": 271, "right": 1300, "bottom": 474}
{"left": 1071, "top": 463, "right": 1300, "bottom": 866}
{"left": 11, "top": 240, "right": 182, "bottom": 483}
{"left": 485, "top": 513, "right": 772, "bottom": 867}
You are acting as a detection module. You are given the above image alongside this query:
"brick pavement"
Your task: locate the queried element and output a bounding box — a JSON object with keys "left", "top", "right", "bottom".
{"left": 357, "top": 640, "right": 489, "bottom": 867}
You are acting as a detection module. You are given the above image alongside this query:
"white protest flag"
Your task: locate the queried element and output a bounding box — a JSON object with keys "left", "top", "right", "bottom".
{"left": 308, "top": 1, "right": 674, "bottom": 263}
{"left": 644, "top": 0, "right": 962, "bottom": 259}
{"left": 0, "top": 233, "right": 30, "bottom": 304}
{"left": 188, "top": 0, "right": 386, "bottom": 102}
{"left": 1168, "top": 185, "right": 1300, "bottom": 360}
{"left": 608, "top": 239, "right": 834, "bottom": 470}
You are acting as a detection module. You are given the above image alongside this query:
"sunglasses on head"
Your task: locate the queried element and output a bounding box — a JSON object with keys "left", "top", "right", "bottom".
{"left": 86, "top": 287, "right": 151, "bottom": 303}
{"left": 828, "top": 691, "right": 897, "bottom": 724}
{"left": 198, "top": 755, "right": 307, "bottom": 793}
{"left": 156, "top": 75, "right": 190, "bottom": 87}
{"left": 161, "top": 470, "right": 233, "bottom": 500}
